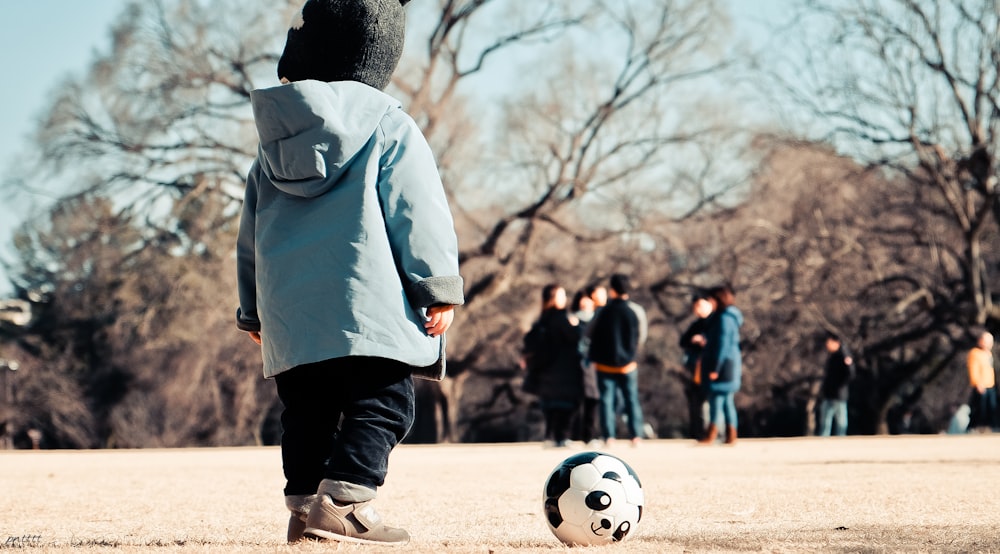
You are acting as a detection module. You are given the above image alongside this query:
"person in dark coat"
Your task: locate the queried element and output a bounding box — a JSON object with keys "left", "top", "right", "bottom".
{"left": 819, "top": 332, "right": 855, "bottom": 436}
{"left": 587, "top": 274, "right": 648, "bottom": 446}
{"left": 571, "top": 289, "right": 601, "bottom": 445}
{"left": 679, "top": 291, "right": 713, "bottom": 439}
{"left": 531, "top": 284, "right": 584, "bottom": 447}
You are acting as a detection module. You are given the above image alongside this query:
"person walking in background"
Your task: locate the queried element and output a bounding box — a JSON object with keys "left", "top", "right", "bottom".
{"left": 571, "top": 290, "right": 601, "bottom": 446}
{"left": 679, "top": 291, "right": 713, "bottom": 440}
{"left": 236, "top": 0, "right": 463, "bottom": 544}
{"left": 530, "top": 285, "right": 585, "bottom": 447}
{"left": 946, "top": 403, "right": 972, "bottom": 434}
{"left": 818, "top": 333, "right": 855, "bottom": 437}
{"left": 967, "top": 330, "right": 997, "bottom": 432}
{"left": 698, "top": 285, "right": 744, "bottom": 446}
{"left": 587, "top": 274, "right": 648, "bottom": 446}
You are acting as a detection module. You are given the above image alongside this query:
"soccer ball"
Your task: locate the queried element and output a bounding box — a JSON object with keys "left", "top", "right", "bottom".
{"left": 542, "top": 451, "right": 644, "bottom": 546}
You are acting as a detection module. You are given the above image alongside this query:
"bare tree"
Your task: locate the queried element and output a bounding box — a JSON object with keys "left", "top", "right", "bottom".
{"left": 1, "top": 0, "right": 294, "bottom": 447}
{"left": 1, "top": 0, "right": 748, "bottom": 446}
{"left": 676, "top": 136, "right": 986, "bottom": 435}
{"left": 20, "top": 0, "right": 292, "bottom": 230}
{"left": 392, "top": 0, "right": 743, "bottom": 441}
{"left": 775, "top": 0, "right": 1000, "bottom": 326}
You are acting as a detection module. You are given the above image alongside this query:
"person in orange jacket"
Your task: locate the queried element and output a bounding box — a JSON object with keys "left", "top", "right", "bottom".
{"left": 967, "top": 330, "right": 997, "bottom": 432}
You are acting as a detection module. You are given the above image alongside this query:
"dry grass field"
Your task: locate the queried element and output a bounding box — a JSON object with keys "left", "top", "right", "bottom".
{"left": 1, "top": 434, "right": 999, "bottom": 553}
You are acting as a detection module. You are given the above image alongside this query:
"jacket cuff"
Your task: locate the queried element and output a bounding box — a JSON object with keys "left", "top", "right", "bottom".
{"left": 236, "top": 307, "right": 261, "bottom": 332}
{"left": 407, "top": 275, "right": 465, "bottom": 308}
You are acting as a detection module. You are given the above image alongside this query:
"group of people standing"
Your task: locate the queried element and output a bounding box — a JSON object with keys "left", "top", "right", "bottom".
{"left": 522, "top": 275, "right": 1000, "bottom": 444}
{"left": 678, "top": 286, "right": 745, "bottom": 445}
{"left": 683, "top": 299, "right": 853, "bottom": 441}
{"left": 521, "top": 275, "right": 748, "bottom": 447}
{"left": 521, "top": 274, "right": 648, "bottom": 447}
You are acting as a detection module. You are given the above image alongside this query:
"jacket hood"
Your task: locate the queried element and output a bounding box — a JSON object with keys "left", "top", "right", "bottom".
{"left": 249, "top": 80, "right": 401, "bottom": 198}
{"left": 724, "top": 306, "right": 745, "bottom": 327}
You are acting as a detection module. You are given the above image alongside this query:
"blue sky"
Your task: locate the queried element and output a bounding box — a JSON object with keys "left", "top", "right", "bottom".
{"left": 0, "top": 1, "right": 785, "bottom": 296}
{"left": 0, "top": 2, "right": 125, "bottom": 161}
{"left": 0, "top": 2, "right": 126, "bottom": 294}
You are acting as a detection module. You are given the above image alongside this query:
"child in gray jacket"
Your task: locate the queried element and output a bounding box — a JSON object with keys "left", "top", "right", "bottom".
{"left": 236, "top": 0, "right": 464, "bottom": 545}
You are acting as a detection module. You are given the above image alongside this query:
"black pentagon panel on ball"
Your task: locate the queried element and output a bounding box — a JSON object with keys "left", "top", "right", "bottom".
{"left": 545, "top": 466, "right": 573, "bottom": 498}
{"left": 545, "top": 452, "right": 599, "bottom": 498}
{"left": 562, "top": 452, "right": 601, "bottom": 469}
{"left": 563, "top": 451, "right": 600, "bottom": 466}
{"left": 544, "top": 497, "right": 563, "bottom": 528}
{"left": 602, "top": 471, "right": 622, "bottom": 482}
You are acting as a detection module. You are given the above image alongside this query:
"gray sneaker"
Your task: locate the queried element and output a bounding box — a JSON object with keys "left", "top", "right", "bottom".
{"left": 287, "top": 512, "right": 308, "bottom": 543}
{"left": 304, "top": 495, "right": 410, "bottom": 545}
{"left": 285, "top": 494, "right": 317, "bottom": 544}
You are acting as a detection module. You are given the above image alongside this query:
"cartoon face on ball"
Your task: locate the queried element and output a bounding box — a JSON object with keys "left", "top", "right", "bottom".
{"left": 543, "top": 452, "right": 644, "bottom": 546}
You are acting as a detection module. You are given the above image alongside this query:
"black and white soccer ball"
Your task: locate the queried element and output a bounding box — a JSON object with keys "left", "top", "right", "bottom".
{"left": 542, "top": 452, "right": 644, "bottom": 546}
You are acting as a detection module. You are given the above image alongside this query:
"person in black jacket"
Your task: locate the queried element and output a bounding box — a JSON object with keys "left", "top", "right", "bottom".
{"left": 571, "top": 288, "right": 601, "bottom": 446}
{"left": 587, "top": 274, "right": 648, "bottom": 446}
{"left": 679, "top": 291, "right": 713, "bottom": 439}
{"left": 819, "top": 332, "right": 855, "bottom": 436}
{"left": 527, "top": 284, "right": 584, "bottom": 447}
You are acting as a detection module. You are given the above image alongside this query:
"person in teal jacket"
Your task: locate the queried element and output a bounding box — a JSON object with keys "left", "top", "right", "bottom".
{"left": 235, "top": 0, "right": 463, "bottom": 545}
{"left": 697, "top": 285, "right": 744, "bottom": 445}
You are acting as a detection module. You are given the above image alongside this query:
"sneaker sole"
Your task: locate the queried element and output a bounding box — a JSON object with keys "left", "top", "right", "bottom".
{"left": 304, "top": 527, "right": 409, "bottom": 546}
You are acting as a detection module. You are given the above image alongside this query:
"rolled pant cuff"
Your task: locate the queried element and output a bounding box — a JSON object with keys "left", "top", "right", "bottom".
{"left": 285, "top": 494, "right": 318, "bottom": 513}
{"left": 317, "top": 478, "right": 377, "bottom": 503}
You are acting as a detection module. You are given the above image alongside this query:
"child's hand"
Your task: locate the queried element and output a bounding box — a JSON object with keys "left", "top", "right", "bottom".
{"left": 248, "top": 331, "right": 262, "bottom": 345}
{"left": 424, "top": 305, "right": 455, "bottom": 337}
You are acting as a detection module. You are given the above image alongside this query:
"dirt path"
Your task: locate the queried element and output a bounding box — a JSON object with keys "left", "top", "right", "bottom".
{"left": 1, "top": 435, "right": 998, "bottom": 552}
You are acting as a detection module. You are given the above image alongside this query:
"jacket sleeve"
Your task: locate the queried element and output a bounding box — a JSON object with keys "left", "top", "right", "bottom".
{"left": 631, "top": 301, "right": 648, "bottom": 347}
{"left": 715, "top": 313, "right": 740, "bottom": 381}
{"left": 376, "top": 109, "right": 464, "bottom": 308}
{"left": 841, "top": 347, "right": 856, "bottom": 383}
{"left": 235, "top": 161, "right": 261, "bottom": 332}
{"left": 553, "top": 311, "right": 584, "bottom": 345}
{"left": 679, "top": 320, "right": 698, "bottom": 350}
{"left": 710, "top": 311, "right": 740, "bottom": 379}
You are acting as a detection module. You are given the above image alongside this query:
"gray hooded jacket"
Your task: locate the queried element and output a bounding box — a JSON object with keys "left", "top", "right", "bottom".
{"left": 236, "top": 80, "right": 464, "bottom": 379}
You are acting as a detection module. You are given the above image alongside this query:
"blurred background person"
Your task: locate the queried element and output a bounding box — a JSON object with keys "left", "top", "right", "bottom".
{"left": 571, "top": 290, "right": 601, "bottom": 446}
{"left": 698, "top": 285, "right": 744, "bottom": 446}
{"left": 679, "top": 291, "right": 713, "bottom": 440}
{"left": 587, "top": 274, "right": 648, "bottom": 446}
{"left": 818, "top": 332, "right": 855, "bottom": 437}
{"left": 967, "top": 330, "right": 997, "bottom": 432}
{"left": 525, "top": 284, "right": 584, "bottom": 447}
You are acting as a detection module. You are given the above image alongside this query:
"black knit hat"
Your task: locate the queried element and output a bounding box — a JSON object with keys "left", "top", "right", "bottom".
{"left": 277, "top": 0, "right": 411, "bottom": 90}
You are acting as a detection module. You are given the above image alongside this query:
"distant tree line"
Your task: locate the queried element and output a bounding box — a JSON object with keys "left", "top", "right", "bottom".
{"left": 0, "top": 0, "right": 996, "bottom": 447}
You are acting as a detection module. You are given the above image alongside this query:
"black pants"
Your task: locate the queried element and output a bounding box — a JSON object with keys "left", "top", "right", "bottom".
{"left": 969, "top": 387, "right": 999, "bottom": 430}
{"left": 274, "top": 356, "right": 414, "bottom": 496}
{"left": 541, "top": 399, "right": 577, "bottom": 443}
{"left": 579, "top": 398, "right": 600, "bottom": 443}
{"left": 684, "top": 381, "right": 707, "bottom": 439}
